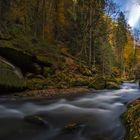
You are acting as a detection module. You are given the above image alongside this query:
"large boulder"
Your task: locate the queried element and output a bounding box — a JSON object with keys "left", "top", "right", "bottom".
{"left": 0, "top": 47, "right": 36, "bottom": 74}
{"left": 89, "top": 77, "right": 120, "bottom": 90}
{"left": 0, "top": 69, "right": 26, "bottom": 93}
{"left": 106, "top": 81, "right": 120, "bottom": 89}
{"left": 88, "top": 77, "right": 106, "bottom": 89}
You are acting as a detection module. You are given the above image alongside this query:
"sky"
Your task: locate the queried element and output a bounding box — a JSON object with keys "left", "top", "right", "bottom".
{"left": 113, "top": 0, "right": 140, "bottom": 29}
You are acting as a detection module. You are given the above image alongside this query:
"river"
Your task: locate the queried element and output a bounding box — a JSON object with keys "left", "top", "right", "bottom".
{"left": 0, "top": 82, "right": 139, "bottom": 140}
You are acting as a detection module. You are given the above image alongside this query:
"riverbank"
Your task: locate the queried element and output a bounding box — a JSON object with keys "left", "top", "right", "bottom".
{"left": 11, "top": 78, "right": 121, "bottom": 100}
{"left": 123, "top": 98, "right": 140, "bottom": 140}
{"left": 12, "top": 87, "right": 93, "bottom": 100}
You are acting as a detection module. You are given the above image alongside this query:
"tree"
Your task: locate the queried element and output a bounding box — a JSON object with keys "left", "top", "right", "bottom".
{"left": 113, "top": 12, "right": 128, "bottom": 76}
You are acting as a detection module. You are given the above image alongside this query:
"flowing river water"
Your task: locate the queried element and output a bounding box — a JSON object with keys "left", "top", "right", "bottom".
{"left": 0, "top": 82, "right": 140, "bottom": 140}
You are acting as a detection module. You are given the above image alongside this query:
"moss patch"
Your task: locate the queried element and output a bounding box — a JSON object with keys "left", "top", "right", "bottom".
{"left": 122, "top": 99, "right": 140, "bottom": 140}
{"left": 0, "top": 69, "right": 26, "bottom": 93}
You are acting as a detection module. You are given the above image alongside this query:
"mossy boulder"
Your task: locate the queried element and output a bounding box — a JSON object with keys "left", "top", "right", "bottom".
{"left": 54, "top": 71, "right": 90, "bottom": 87}
{"left": 88, "top": 77, "right": 106, "bottom": 89}
{"left": 88, "top": 77, "right": 120, "bottom": 90}
{"left": 0, "top": 69, "right": 26, "bottom": 93}
{"left": 69, "top": 78, "right": 89, "bottom": 87}
{"left": 111, "top": 78, "right": 122, "bottom": 85}
{"left": 122, "top": 99, "right": 140, "bottom": 140}
{"left": 0, "top": 47, "right": 36, "bottom": 74}
{"left": 106, "top": 82, "right": 120, "bottom": 89}
{"left": 36, "top": 56, "right": 53, "bottom": 67}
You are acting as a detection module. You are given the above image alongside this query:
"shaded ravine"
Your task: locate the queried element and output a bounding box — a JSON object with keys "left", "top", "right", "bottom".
{"left": 0, "top": 82, "right": 139, "bottom": 140}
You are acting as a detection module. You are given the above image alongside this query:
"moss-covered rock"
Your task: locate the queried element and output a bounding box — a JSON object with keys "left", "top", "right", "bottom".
{"left": 52, "top": 71, "right": 90, "bottom": 88}
{"left": 0, "top": 69, "right": 26, "bottom": 93}
{"left": 88, "top": 77, "right": 120, "bottom": 90}
{"left": 36, "top": 55, "right": 53, "bottom": 67}
{"left": 69, "top": 78, "right": 89, "bottom": 87}
{"left": 88, "top": 77, "right": 106, "bottom": 89}
{"left": 0, "top": 47, "right": 36, "bottom": 74}
{"left": 122, "top": 99, "right": 140, "bottom": 140}
{"left": 106, "top": 81, "right": 120, "bottom": 89}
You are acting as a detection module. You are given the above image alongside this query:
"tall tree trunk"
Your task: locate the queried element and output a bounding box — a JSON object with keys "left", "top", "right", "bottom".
{"left": 89, "top": 2, "right": 92, "bottom": 67}
{"left": 42, "top": 0, "right": 46, "bottom": 40}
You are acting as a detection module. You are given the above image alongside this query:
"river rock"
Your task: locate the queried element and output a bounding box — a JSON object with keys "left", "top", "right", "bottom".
{"left": 24, "top": 115, "right": 49, "bottom": 128}
{"left": 63, "top": 122, "right": 85, "bottom": 133}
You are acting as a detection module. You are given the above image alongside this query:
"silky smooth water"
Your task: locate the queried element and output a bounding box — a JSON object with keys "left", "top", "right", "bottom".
{"left": 0, "top": 82, "right": 139, "bottom": 140}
